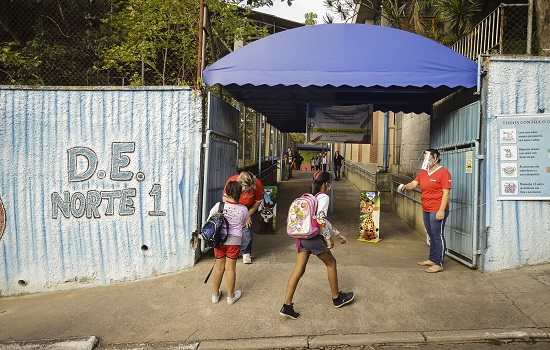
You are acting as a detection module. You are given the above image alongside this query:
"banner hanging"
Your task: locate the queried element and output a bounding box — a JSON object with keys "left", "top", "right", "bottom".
{"left": 307, "top": 104, "right": 373, "bottom": 144}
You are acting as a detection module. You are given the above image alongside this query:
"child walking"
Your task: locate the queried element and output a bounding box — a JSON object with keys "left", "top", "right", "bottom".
{"left": 209, "top": 181, "right": 249, "bottom": 305}
{"left": 280, "top": 171, "right": 354, "bottom": 319}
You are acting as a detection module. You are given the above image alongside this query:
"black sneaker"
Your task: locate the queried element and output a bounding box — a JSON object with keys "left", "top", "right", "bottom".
{"left": 333, "top": 291, "right": 355, "bottom": 308}
{"left": 279, "top": 303, "right": 301, "bottom": 319}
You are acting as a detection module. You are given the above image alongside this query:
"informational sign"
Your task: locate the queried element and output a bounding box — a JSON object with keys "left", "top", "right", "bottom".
{"left": 358, "top": 191, "right": 381, "bottom": 243}
{"left": 497, "top": 114, "right": 550, "bottom": 200}
{"left": 306, "top": 104, "right": 373, "bottom": 144}
{"left": 465, "top": 151, "right": 473, "bottom": 174}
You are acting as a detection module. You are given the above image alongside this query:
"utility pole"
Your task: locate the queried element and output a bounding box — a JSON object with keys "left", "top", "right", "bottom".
{"left": 197, "top": 0, "right": 205, "bottom": 89}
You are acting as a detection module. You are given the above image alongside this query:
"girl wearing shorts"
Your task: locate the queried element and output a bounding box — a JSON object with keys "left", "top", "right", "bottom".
{"left": 280, "top": 171, "right": 355, "bottom": 319}
{"left": 209, "top": 181, "right": 249, "bottom": 305}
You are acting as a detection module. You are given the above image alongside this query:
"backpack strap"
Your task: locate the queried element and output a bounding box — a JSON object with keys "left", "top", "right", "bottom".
{"left": 218, "top": 201, "right": 229, "bottom": 245}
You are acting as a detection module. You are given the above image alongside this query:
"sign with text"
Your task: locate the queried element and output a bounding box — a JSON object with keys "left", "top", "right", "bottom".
{"left": 497, "top": 114, "right": 550, "bottom": 200}
{"left": 307, "top": 104, "right": 373, "bottom": 144}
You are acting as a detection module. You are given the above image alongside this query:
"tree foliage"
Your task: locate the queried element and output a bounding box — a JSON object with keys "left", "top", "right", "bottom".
{"left": 98, "top": 0, "right": 270, "bottom": 86}
{"left": 0, "top": 0, "right": 114, "bottom": 85}
{"left": 0, "top": 0, "right": 273, "bottom": 86}
{"left": 323, "top": 0, "right": 483, "bottom": 44}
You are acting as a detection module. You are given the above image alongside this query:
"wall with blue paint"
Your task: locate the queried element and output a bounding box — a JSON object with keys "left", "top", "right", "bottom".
{"left": 0, "top": 87, "right": 203, "bottom": 296}
{"left": 482, "top": 57, "right": 550, "bottom": 271}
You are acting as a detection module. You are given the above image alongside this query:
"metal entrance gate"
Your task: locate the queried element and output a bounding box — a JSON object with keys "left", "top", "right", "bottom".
{"left": 200, "top": 93, "right": 239, "bottom": 252}
{"left": 431, "top": 102, "right": 481, "bottom": 268}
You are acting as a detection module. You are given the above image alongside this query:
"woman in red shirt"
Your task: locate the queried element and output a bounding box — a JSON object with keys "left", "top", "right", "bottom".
{"left": 223, "top": 171, "right": 263, "bottom": 264}
{"left": 398, "top": 149, "right": 452, "bottom": 273}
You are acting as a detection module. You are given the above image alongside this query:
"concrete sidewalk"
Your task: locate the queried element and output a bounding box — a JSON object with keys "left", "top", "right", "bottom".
{"left": 0, "top": 170, "right": 549, "bottom": 349}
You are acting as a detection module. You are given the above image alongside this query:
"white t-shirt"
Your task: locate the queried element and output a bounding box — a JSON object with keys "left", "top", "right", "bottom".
{"left": 315, "top": 193, "right": 337, "bottom": 235}
{"left": 208, "top": 201, "right": 249, "bottom": 245}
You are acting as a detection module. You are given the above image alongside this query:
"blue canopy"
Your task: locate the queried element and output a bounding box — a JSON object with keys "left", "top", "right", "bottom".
{"left": 203, "top": 24, "right": 478, "bottom": 133}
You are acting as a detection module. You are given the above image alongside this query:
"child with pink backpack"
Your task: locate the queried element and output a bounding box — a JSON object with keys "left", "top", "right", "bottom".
{"left": 280, "top": 171, "right": 354, "bottom": 319}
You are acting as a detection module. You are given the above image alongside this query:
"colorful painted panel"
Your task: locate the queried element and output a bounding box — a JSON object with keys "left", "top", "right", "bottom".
{"left": 358, "top": 191, "right": 381, "bottom": 243}
{"left": 256, "top": 186, "right": 277, "bottom": 234}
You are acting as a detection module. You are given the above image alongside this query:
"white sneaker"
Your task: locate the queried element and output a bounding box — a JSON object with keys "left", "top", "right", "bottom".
{"left": 212, "top": 290, "right": 221, "bottom": 304}
{"left": 242, "top": 253, "right": 252, "bottom": 264}
{"left": 227, "top": 290, "right": 242, "bottom": 305}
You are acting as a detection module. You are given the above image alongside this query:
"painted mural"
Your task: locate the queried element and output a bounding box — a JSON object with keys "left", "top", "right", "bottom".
{"left": 0, "top": 87, "right": 203, "bottom": 296}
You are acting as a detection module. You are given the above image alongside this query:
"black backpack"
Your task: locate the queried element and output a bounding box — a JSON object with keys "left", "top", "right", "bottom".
{"left": 200, "top": 202, "right": 229, "bottom": 249}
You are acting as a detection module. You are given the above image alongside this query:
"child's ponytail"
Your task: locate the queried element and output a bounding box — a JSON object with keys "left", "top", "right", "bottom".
{"left": 311, "top": 171, "right": 332, "bottom": 195}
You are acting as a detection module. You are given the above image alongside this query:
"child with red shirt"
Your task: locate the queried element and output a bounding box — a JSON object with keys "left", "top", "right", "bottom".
{"left": 398, "top": 149, "right": 452, "bottom": 273}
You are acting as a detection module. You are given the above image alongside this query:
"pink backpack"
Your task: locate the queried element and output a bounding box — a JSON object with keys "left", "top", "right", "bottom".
{"left": 286, "top": 193, "right": 320, "bottom": 239}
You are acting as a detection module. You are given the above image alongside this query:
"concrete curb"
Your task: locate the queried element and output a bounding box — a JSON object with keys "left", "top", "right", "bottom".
{"left": 2, "top": 329, "right": 549, "bottom": 350}
{"left": 422, "top": 328, "right": 550, "bottom": 343}
{"left": 0, "top": 336, "right": 99, "bottom": 350}
{"left": 195, "top": 329, "right": 550, "bottom": 350}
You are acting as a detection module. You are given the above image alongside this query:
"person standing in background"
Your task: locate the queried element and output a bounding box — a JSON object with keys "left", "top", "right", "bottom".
{"left": 333, "top": 151, "right": 344, "bottom": 181}
{"left": 284, "top": 148, "right": 294, "bottom": 180}
{"left": 223, "top": 171, "right": 264, "bottom": 264}
{"left": 397, "top": 149, "right": 452, "bottom": 273}
{"left": 294, "top": 151, "right": 304, "bottom": 171}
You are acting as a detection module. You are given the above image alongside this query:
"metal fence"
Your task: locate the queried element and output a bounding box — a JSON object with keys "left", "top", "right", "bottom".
{"left": 451, "top": 4, "right": 537, "bottom": 61}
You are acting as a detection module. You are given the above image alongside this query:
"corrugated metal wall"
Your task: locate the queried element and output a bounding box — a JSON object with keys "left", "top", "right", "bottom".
{"left": 204, "top": 93, "right": 239, "bottom": 214}
{"left": 482, "top": 56, "right": 550, "bottom": 271}
{"left": 0, "top": 87, "right": 203, "bottom": 296}
{"left": 430, "top": 102, "right": 480, "bottom": 265}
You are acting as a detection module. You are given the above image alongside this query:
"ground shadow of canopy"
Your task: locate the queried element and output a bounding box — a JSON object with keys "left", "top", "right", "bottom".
{"left": 202, "top": 24, "right": 478, "bottom": 133}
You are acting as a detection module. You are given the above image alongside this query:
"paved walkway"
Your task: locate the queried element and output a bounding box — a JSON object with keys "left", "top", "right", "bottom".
{"left": 0, "top": 170, "right": 549, "bottom": 349}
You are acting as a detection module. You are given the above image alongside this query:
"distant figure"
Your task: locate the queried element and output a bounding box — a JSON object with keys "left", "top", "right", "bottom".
{"left": 294, "top": 151, "right": 304, "bottom": 171}
{"left": 333, "top": 151, "right": 344, "bottom": 181}
{"left": 284, "top": 148, "right": 294, "bottom": 180}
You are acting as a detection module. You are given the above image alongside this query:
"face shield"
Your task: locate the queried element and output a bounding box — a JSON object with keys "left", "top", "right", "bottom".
{"left": 421, "top": 151, "right": 432, "bottom": 171}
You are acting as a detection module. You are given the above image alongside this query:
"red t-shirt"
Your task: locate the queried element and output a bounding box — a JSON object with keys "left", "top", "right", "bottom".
{"left": 223, "top": 174, "right": 263, "bottom": 208}
{"left": 414, "top": 167, "right": 452, "bottom": 212}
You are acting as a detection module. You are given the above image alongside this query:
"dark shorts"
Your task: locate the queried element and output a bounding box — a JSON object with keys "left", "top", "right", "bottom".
{"left": 214, "top": 245, "right": 240, "bottom": 259}
{"left": 297, "top": 234, "right": 330, "bottom": 255}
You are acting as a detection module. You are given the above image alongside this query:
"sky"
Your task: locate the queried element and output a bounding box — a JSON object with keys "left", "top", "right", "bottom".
{"left": 255, "top": 0, "right": 333, "bottom": 24}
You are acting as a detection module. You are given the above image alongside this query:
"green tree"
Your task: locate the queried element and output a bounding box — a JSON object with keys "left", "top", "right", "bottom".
{"left": 323, "top": 0, "right": 482, "bottom": 44}
{"left": 0, "top": 0, "right": 115, "bottom": 85}
{"left": 535, "top": 0, "right": 550, "bottom": 56}
{"left": 429, "top": 0, "right": 482, "bottom": 43}
{"left": 304, "top": 12, "right": 318, "bottom": 25}
{"left": 100, "top": 0, "right": 269, "bottom": 86}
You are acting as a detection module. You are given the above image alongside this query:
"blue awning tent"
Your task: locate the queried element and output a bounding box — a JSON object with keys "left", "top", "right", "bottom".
{"left": 296, "top": 144, "right": 329, "bottom": 151}
{"left": 203, "top": 24, "right": 478, "bottom": 133}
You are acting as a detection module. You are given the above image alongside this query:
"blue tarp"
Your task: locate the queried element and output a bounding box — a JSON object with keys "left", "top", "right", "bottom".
{"left": 203, "top": 24, "right": 478, "bottom": 133}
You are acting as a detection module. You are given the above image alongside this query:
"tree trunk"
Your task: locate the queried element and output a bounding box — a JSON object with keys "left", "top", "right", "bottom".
{"left": 535, "top": 0, "right": 550, "bottom": 56}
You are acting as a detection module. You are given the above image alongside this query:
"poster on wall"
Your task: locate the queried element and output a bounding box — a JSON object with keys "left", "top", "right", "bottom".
{"left": 497, "top": 114, "right": 550, "bottom": 200}
{"left": 358, "top": 191, "right": 381, "bottom": 243}
{"left": 306, "top": 104, "right": 373, "bottom": 144}
{"left": 256, "top": 186, "right": 277, "bottom": 234}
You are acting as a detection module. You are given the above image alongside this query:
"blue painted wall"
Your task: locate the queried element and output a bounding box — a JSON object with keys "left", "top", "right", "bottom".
{"left": 482, "top": 57, "right": 550, "bottom": 271}
{"left": 0, "top": 87, "right": 203, "bottom": 295}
